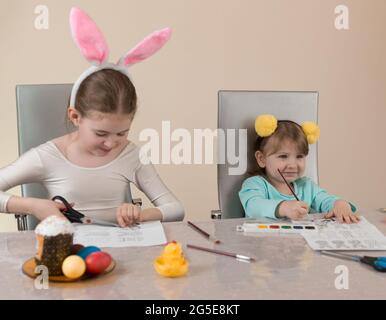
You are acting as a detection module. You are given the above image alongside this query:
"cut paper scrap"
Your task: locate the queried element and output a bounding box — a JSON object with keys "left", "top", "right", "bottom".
{"left": 73, "top": 221, "right": 167, "bottom": 248}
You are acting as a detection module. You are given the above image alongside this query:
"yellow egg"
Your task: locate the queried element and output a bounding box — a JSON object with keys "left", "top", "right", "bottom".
{"left": 62, "top": 255, "right": 86, "bottom": 279}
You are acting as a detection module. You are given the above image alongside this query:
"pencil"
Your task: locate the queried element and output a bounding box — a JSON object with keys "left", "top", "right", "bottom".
{"left": 187, "top": 221, "right": 221, "bottom": 244}
{"left": 187, "top": 244, "right": 255, "bottom": 262}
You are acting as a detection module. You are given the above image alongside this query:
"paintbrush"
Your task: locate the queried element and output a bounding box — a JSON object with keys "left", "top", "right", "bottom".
{"left": 277, "top": 169, "right": 300, "bottom": 200}
{"left": 277, "top": 169, "right": 310, "bottom": 216}
{"left": 187, "top": 244, "right": 255, "bottom": 262}
{"left": 187, "top": 221, "right": 221, "bottom": 244}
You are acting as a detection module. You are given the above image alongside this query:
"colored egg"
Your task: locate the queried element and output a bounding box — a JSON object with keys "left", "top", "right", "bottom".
{"left": 85, "top": 251, "right": 112, "bottom": 274}
{"left": 77, "top": 246, "right": 101, "bottom": 260}
{"left": 71, "top": 244, "right": 84, "bottom": 255}
{"left": 62, "top": 255, "right": 86, "bottom": 279}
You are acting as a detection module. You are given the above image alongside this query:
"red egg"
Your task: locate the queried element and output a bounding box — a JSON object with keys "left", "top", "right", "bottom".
{"left": 71, "top": 244, "right": 85, "bottom": 255}
{"left": 85, "top": 251, "right": 112, "bottom": 274}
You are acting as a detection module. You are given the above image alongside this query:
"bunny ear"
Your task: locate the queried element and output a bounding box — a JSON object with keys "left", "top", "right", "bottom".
{"left": 118, "top": 28, "right": 172, "bottom": 67}
{"left": 70, "top": 7, "right": 109, "bottom": 65}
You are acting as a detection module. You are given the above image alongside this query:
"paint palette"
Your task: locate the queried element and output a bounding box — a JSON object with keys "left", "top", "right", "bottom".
{"left": 237, "top": 220, "right": 317, "bottom": 234}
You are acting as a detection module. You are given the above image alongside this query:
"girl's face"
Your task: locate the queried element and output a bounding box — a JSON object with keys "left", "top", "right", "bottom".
{"left": 69, "top": 108, "right": 133, "bottom": 156}
{"left": 255, "top": 139, "right": 306, "bottom": 185}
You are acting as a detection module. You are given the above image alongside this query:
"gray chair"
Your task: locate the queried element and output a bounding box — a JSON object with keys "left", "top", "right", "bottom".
{"left": 15, "top": 84, "right": 139, "bottom": 231}
{"left": 15, "top": 84, "right": 74, "bottom": 230}
{"left": 213, "top": 90, "right": 319, "bottom": 219}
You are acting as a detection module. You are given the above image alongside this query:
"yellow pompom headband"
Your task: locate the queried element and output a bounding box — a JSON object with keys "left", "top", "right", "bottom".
{"left": 255, "top": 114, "right": 320, "bottom": 144}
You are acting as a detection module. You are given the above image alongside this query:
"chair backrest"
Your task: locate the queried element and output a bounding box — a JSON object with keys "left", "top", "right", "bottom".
{"left": 15, "top": 84, "right": 133, "bottom": 230}
{"left": 217, "top": 90, "right": 319, "bottom": 219}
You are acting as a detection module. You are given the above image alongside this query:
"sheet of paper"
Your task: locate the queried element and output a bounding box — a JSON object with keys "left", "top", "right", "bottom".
{"left": 301, "top": 217, "right": 386, "bottom": 251}
{"left": 73, "top": 221, "right": 167, "bottom": 248}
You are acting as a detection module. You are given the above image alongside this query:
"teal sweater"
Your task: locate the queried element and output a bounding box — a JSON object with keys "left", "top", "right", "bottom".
{"left": 239, "top": 176, "right": 356, "bottom": 219}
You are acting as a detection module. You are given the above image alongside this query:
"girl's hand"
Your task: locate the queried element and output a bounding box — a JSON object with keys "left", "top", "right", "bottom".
{"left": 324, "top": 200, "right": 360, "bottom": 224}
{"left": 277, "top": 200, "right": 309, "bottom": 220}
{"left": 116, "top": 203, "right": 141, "bottom": 227}
{"left": 30, "top": 198, "right": 68, "bottom": 221}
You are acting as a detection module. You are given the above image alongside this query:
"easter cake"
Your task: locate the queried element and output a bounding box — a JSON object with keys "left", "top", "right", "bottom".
{"left": 35, "top": 216, "right": 74, "bottom": 276}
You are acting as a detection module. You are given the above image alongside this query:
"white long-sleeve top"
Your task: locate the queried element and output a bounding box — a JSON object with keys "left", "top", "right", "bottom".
{"left": 0, "top": 141, "right": 184, "bottom": 223}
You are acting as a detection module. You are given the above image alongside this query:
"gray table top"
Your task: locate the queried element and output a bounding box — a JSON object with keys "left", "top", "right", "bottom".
{"left": 1, "top": 210, "right": 386, "bottom": 300}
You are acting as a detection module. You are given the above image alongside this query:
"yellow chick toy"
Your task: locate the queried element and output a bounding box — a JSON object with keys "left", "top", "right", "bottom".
{"left": 154, "top": 241, "right": 189, "bottom": 277}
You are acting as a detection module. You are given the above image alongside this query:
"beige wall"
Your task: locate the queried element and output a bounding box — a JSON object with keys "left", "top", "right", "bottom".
{"left": 1, "top": 0, "right": 385, "bottom": 232}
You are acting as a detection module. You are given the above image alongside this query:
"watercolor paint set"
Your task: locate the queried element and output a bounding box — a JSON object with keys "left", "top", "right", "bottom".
{"left": 237, "top": 220, "right": 318, "bottom": 234}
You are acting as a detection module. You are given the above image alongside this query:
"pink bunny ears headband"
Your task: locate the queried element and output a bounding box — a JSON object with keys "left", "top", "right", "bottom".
{"left": 69, "top": 7, "right": 172, "bottom": 107}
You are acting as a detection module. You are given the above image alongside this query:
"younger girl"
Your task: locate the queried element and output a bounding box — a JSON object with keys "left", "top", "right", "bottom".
{"left": 0, "top": 7, "right": 184, "bottom": 227}
{"left": 239, "top": 114, "right": 359, "bottom": 223}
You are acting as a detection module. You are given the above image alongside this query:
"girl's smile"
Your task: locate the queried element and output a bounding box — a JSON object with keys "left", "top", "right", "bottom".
{"left": 255, "top": 139, "right": 306, "bottom": 191}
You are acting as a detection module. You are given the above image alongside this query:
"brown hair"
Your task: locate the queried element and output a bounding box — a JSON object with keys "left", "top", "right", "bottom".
{"left": 69, "top": 68, "right": 137, "bottom": 118}
{"left": 252, "top": 120, "right": 309, "bottom": 176}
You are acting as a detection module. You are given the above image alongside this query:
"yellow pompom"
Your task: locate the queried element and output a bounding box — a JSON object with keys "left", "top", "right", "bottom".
{"left": 301, "top": 121, "right": 320, "bottom": 144}
{"left": 255, "top": 115, "right": 278, "bottom": 137}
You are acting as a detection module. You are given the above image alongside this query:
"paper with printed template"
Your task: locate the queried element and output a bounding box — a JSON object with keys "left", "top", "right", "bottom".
{"left": 238, "top": 215, "right": 386, "bottom": 251}
{"left": 73, "top": 221, "right": 167, "bottom": 248}
{"left": 300, "top": 216, "right": 386, "bottom": 251}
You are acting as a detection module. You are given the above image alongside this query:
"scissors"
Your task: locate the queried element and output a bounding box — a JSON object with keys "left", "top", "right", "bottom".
{"left": 320, "top": 251, "right": 386, "bottom": 272}
{"left": 52, "top": 195, "right": 120, "bottom": 228}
